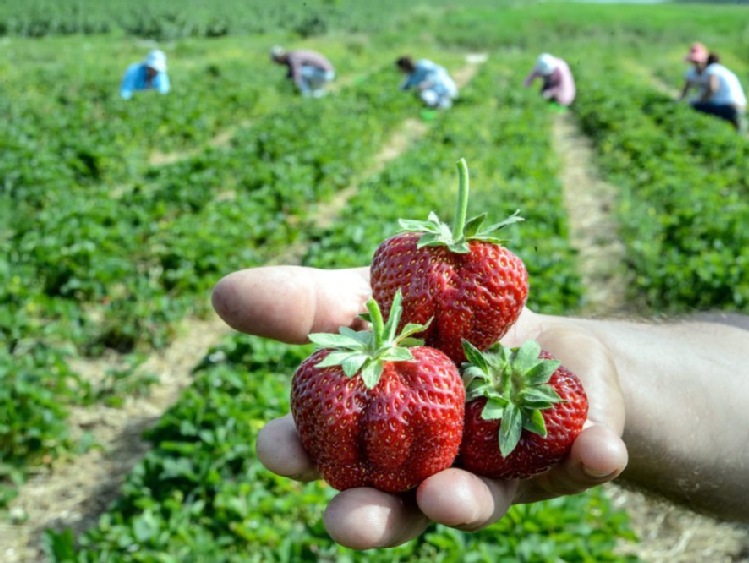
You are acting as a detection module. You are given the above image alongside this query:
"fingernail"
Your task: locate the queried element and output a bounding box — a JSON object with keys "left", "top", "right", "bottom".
{"left": 582, "top": 465, "right": 617, "bottom": 479}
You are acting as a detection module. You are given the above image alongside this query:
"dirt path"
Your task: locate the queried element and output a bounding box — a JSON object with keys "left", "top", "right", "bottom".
{"left": 0, "top": 59, "right": 486, "bottom": 563}
{"left": 552, "top": 112, "right": 628, "bottom": 317}
{"left": 552, "top": 111, "right": 749, "bottom": 562}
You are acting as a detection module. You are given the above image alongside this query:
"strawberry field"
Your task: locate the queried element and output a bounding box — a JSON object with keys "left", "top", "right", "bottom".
{"left": 2, "top": 1, "right": 749, "bottom": 561}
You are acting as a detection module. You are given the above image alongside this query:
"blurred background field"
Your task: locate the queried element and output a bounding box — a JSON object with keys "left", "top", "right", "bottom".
{"left": 2, "top": 1, "right": 748, "bottom": 561}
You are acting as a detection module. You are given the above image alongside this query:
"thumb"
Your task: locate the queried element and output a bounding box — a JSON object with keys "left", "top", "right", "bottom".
{"left": 211, "top": 266, "right": 371, "bottom": 344}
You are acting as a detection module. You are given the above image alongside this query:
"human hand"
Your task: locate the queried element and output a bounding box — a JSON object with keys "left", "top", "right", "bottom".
{"left": 211, "top": 266, "right": 628, "bottom": 549}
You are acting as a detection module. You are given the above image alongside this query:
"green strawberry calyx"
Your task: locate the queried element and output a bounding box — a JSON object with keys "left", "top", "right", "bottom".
{"left": 461, "top": 339, "right": 563, "bottom": 457}
{"left": 397, "top": 158, "right": 524, "bottom": 254}
{"left": 309, "top": 290, "right": 429, "bottom": 390}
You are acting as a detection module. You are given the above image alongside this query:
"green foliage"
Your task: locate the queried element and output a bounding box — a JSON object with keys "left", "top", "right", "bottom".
{"left": 16, "top": 2, "right": 749, "bottom": 559}
{"left": 572, "top": 55, "right": 749, "bottom": 313}
{"left": 0, "top": 0, "right": 514, "bottom": 39}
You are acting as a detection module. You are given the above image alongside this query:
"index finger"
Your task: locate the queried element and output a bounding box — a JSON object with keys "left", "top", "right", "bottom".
{"left": 211, "top": 266, "right": 371, "bottom": 344}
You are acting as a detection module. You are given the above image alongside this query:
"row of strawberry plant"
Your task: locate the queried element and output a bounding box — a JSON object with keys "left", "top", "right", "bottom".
{"left": 572, "top": 56, "right": 749, "bottom": 313}
{"left": 1, "top": 35, "right": 394, "bottom": 210}
{"left": 64, "top": 56, "right": 635, "bottom": 562}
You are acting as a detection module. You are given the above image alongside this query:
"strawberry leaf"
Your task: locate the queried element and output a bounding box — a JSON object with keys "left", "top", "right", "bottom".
{"left": 499, "top": 403, "right": 522, "bottom": 457}
{"left": 315, "top": 351, "right": 366, "bottom": 368}
{"left": 396, "top": 160, "right": 521, "bottom": 255}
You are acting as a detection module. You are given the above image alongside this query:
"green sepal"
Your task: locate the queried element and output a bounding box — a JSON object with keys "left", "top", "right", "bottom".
{"left": 519, "top": 385, "right": 561, "bottom": 407}
{"left": 522, "top": 408, "right": 548, "bottom": 437}
{"left": 315, "top": 351, "right": 368, "bottom": 372}
{"left": 498, "top": 403, "right": 522, "bottom": 458}
{"left": 513, "top": 340, "right": 542, "bottom": 374}
{"left": 526, "top": 360, "right": 561, "bottom": 386}
{"left": 309, "top": 331, "right": 369, "bottom": 350}
{"left": 463, "top": 214, "right": 486, "bottom": 238}
{"left": 379, "top": 347, "right": 414, "bottom": 363}
{"left": 360, "top": 362, "right": 384, "bottom": 389}
{"left": 462, "top": 340, "right": 490, "bottom": 372}
{"left": 465, "top": 381, "right": 492, "bottom": 402}
{"left": 480, "top": 396, "right": 509, "bottom": 420}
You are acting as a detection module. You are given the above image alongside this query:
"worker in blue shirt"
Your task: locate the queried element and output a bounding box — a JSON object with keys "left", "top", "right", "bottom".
{"left": 396, "top": 55, "right": 458, "bottom": 110}
{"left": 120, "top": 50, "right": 171, "bottom": 100}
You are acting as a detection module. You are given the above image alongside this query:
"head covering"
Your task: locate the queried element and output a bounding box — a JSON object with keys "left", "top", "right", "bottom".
{"left": 535, "top": 53, "right": 556, "bottom": 76}
{"left": 685, "top": 42, "right": 708, "bottom": 64}
{"left": 270, "top": 45, "right": 286, "bottom": 59}
{"left": 145, "top": 50, "right": 167, "bottom": 73}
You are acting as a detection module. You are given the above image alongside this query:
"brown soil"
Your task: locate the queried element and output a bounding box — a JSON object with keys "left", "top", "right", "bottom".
{"left": 0, "top": 60, "right": 486, "bottom": 563}
{"left": 552, "top": 111, "right": 749, "bottom": 562}
{"left": 552, "top": 112, "right": 629, "bottom": 317}
{"left": 0, "top": 316, "right": 231, "bottom": 563}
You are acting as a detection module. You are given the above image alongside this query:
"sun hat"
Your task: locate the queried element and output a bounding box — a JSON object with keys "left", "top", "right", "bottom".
{"left": 685, "top": 42, "right": 708, "bottom": 64}
{"left": 145, "top": 50, "right": 167, "bottom": 73}
{"left": 270, "top": 45, "right": 286, "bottom": 59}
{"left": 535, "top": 53, "right": 555, "bottom": 76}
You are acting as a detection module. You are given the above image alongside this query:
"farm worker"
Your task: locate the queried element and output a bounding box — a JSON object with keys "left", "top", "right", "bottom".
{"left": 688, "top": 50, "right": 747, "bottom": 133}
{"left": 396, "top": 56, "right": 458, "bottom": 110}
{"left": 523, "top": 53, "right": 576, "bottom": 106}
{"left": 212, "top": 265, "right": 749, "bottom": 550}
{"left": 270, "top": 46, "right": 335, "bottom": 98}
{"left": 120, "top": 49, "right": 170, "bottom": 100}
{"left": 678, "top": 42, "right": 711, "bottom": 102}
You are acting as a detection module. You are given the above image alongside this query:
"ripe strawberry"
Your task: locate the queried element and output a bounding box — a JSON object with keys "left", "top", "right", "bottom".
{"left": 456, "top": 340, "right": 588, "bottom": 480}
{"left": 291, "top": 291, "right": 465, "bottom": 493}
{"left": 370, "top": 158, "right": 528, "bottom": 364}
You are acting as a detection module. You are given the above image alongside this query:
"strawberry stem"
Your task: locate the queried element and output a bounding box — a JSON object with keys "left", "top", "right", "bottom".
{"left": 451, "top": 158, "right": 470, "bottom": 242}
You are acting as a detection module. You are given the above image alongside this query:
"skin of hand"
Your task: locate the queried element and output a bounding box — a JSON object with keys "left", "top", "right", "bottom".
{"left": 211, "top": 266, "right": 628, "bottom": 549}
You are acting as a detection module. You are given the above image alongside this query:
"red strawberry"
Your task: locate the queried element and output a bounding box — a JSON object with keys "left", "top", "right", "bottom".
{"left": 456, "top": 340, "right": 588, "bottom": 480}
{"left": 370, "top": 158, "right": 528, "bottom": 364}
{"left": 291, "top": 291, "right": 465, "bottom": 493}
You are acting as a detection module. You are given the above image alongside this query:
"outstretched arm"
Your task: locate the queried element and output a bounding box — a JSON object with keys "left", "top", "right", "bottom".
{"left": 212, "top": 266, "right": 749, "bottom": 549}
{"left": 563, "top": 315, "right": 749, "bottom": 521}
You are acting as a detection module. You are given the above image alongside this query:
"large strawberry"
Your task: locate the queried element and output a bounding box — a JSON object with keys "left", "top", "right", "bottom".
{"left": 456, "top": 340, "right": 588, "bottom": 480}
{"left": 291, "top": 291, "right": 465, "bottom": 493}
{"left": 370, "top": 158, "right": 528, "bottom": 364}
